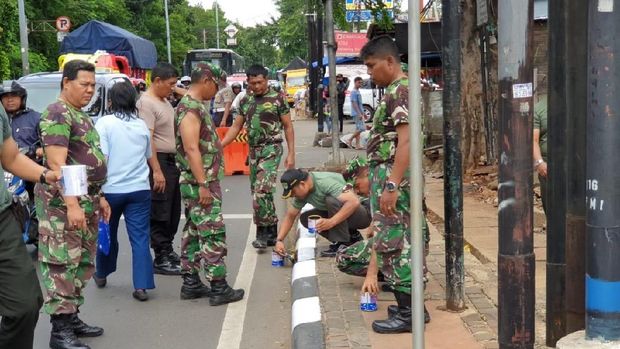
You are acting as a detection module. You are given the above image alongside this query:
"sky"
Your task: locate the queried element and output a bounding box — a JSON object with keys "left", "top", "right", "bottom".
{"left": 188, "top": 0, "right": 280, "bottom": 27}
{"left": 188, "top": 0, "right": 416, "bottom": 28}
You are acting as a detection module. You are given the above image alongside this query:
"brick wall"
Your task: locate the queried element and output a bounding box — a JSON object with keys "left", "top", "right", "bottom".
{"left": 533, "top": 20, "right": 548, "bottom": 94}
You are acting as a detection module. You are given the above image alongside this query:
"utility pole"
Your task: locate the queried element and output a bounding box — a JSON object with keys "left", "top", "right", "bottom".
{"left": 497, "top": 1, "right": 535, "bottom": 348}
{"left": 585, "top": 0, "right": 620, "bottom": 341}
{"left": 442, "top": 0, "right": 465, "bottom": 311}
{"left": 564, "top": 0, "right": 587, "bottom": 336}
{"left": 164, "top": 0, "right": 172, "bottom": 64}
{"left": 316, "top": 8, "right": 324, "bottom": 133}
{"left": 324, "top": 0, "right": 341, "bottom": 165}
{"left": 17, "top": 0, "right": 30, "bottom": 75}
{"left": 545, "top": 0, "right": 567, "bottom": 345}
{"left": 215, "top": 0, "right": 220, "bottom": 49}
{"left": 408, "top": 0, "right": 425, "bottom": 347}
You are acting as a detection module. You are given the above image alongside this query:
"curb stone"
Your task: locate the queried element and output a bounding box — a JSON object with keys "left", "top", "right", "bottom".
{"left": 291, "top": 204, "right": 325, "bottom": 349}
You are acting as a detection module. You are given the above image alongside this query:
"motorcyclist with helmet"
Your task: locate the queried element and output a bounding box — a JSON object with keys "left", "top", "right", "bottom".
{"left": 0, "top": 81, "right": 42, "bottom": 162}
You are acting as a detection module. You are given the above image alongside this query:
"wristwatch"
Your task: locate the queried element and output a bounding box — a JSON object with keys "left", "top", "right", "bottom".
{"left": 39, "top": 169, "right": 50, "bottom": 184}
{"left": 200, "top": 180, "right": 209, "bottom": 188}
{"left": 534, "top": 159, "right": 544, "bottom": 168}
{"left": 385, "top": 181, "right": 398, "bottom": 192}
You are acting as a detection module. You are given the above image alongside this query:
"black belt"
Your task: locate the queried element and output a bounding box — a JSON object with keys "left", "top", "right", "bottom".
{"left": 157, "top": 152, "right": 176, "bottom": 161}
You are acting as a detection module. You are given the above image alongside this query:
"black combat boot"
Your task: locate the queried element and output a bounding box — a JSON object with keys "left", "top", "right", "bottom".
{"left": 372, "top": 291, "right": 412, "bottom": 334}
{"left": 266, "top": 225, "right": 278, "bottom": 247}
{"left": 50, "top": 314, "right": 91, "bottom": 349}
{"left": 209, "top": 280, "right": 245, "bottom": 306}
{"left": 69, "top": 313, "right": 103, "bottom": 337}
{"left": 180, "top": 273, "right": 212, "bottom": 300}
{"left": 387, "top": 304, "right": 430, "bottom": 323}
{"left": 251, "top": 226, "right": 268, "bottom": 249}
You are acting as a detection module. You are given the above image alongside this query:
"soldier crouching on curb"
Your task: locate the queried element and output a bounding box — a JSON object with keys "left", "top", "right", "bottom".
{"left": 175, "top": 62, "right": 244, "bottom": 306}
{"left": 36, "top": 60, "right": 111, "bottom": 349}
{"left": 273, "top": 168, "right": 371, "bottom": 258}
{"left": 337, "top": 156, "right": 431, "bottom": 324}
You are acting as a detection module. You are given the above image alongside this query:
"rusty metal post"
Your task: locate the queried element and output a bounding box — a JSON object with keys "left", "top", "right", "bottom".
{"left": 564, "top": 0, "right": 588, "bottom": 335}
{"left": 497, "top": 0, "right": 535, "bottom": 348}
{"left": 545, "top": 0, "right": 567, "bottom": 345}
{"left": 442, "top": 0, "right": 465, "bottom": 311}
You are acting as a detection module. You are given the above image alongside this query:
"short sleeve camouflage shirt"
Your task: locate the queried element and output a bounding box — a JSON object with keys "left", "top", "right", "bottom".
{"left": 366, "top": 77, "right": 409, "bottom": 165}
{"left": 238, "top": 88, "right": 290, "bottom": 147}
{"left": 175, "top": 95, "right": 224, "bottom": 184}
{"left": 40, "top": 99, "right": 107, "bottom": 186}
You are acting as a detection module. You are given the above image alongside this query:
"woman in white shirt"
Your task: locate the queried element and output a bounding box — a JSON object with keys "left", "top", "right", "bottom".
{"left": 94, "top": 81, "right": 154, "bottom": 301}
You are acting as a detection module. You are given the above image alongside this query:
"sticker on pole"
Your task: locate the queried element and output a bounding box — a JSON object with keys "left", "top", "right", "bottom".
{"left": 598, "top": 0, "right": 613, "bottom": 12}
{"left": 512, "top": 83, "right": 533, "bottom": 99}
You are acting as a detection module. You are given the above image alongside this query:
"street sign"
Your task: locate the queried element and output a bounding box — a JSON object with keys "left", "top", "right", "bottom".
{"left": 226, "top": 38, "right": 237, "bottom": 46}
{"left": 335, "top": 31, "right": 368, "bottom": 56}
{"left": 56, "top": 31, "right": 68, "bottom": 42}
{"left": 55, "top": 16, "right": 71, "bottom": 32}
{"left": 345, "top": 0, "right": 393, "bottom": 11}
{"left": 345, "top": 10, "right": 393, "bottom": 22}
{"left": 224, "top": 24, "right": 238, "bottom": 38}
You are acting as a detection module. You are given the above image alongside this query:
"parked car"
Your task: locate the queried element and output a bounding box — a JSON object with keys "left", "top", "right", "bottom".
{"left": 342, "top": 78, "right": 381, "bottom": 122}
{"left": 18, "top": 72, "right": 131, "bottom": 122}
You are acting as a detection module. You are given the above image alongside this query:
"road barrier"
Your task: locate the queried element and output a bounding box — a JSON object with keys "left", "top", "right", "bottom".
{"left": 216, "top": 127, "right": 250, "bottom": 176}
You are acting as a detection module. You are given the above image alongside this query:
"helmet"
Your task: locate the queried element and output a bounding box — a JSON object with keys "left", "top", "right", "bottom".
{"left": 232, "top": 82, "right": 242, "bottom": 89}
{"left": 0, "top": 81, "right": 28, "bottom": 110}
{"left": 180, "top": 76, "right": 191, "bottom": 83}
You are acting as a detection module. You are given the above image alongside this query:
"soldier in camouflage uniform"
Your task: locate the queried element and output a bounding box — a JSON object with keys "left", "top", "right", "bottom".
{"left": 357, "top": 36, "right": 424, "bottom": 334}
{"left": 176, "top": 62, "right": 244, "bottom": 306}
{"left": 36, "top": 60, "right": 111, "bottom": 349}
{"left": 221, "top": 64, "right": 295, "bottom": 250}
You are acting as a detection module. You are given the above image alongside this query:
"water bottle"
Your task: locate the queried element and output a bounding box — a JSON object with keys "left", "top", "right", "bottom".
{"left": 271, "top": 251, "right": 284, "bottom": 267}
{"left": 360, "top": 292, "right": 378, "bottom": 312}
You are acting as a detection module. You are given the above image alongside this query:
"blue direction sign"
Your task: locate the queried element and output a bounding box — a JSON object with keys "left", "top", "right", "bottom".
{"left": 346, "top": 9, "right": 393, "bottom": 22}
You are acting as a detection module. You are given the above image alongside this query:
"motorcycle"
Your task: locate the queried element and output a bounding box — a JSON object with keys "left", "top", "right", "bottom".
{"left": 4, "top": 171, "right": 38, "bottom": 245}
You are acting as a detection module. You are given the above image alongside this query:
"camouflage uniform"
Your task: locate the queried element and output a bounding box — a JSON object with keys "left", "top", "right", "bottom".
{"left": 238, "top": 88, "right": 290, "bottom": 227}
{"left": 36, "top": 99, "right": 107, "bottom": 315}
{"left": 338, "top": 155, "right": 429, "bottom": 282}
{"left": 366, "top": 77, "right": 420, "bottom": 294}
{"left": 176, "top": 93, "right": 228, "bottom": 281}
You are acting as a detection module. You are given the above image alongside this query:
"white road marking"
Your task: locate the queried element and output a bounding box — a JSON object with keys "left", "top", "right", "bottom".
{"left": 216, "top": 223, "right": 257, "bottom": 349}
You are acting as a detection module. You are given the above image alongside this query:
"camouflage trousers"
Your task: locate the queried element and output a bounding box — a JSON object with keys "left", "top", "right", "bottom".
{"left": 35, "top": 184, "right": 100, "bottom": 315}
{"left": 249, "top": 143, "right": 283, "bottom": 227}
{"left": 368, "top": 163, "right": 424, "bottom": 294}
{"left": 179, "top": 182, "right": 227, "bottom": 281}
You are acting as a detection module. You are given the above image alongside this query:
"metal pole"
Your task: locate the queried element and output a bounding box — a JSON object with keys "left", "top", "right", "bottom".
{"left": 497, "top": 1, "right": 535, "bottom": 348}
{"left": 442, "top": 0, "right": 465, "bottom": 311}
{"left": 408, "top": 0, "right": 424, "bottom": 347}
{"left": 325, "top": 0, "right": 341, "bottom": 165}
{"left": 545, "top": 0, "right": 569, "bottom": 345}
{"left": 215, "top": 0, "right": 220, "bottom": 49}
{"left": 316, "top": 9, "right": 325, "bottom": 132}
{"left": 585, "top": 1, "right": 620, "bottom": 340}
{"left": 164, "top": 0, "right": 172, "bottom": 64}
{"left": 17, "top": 0, "right": 29, "bottom": 75}
{"left": 564, "top": 0, "right": 587, "bottom": 335}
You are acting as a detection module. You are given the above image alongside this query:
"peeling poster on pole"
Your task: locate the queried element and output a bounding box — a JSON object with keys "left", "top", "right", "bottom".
{"left": 512, "top": 83, "right": 533, "bottom": 99}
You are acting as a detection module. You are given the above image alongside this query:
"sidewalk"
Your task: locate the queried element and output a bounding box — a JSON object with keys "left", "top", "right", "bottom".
{"left": 314, "top": 177, "right": 551, "bottom": 349}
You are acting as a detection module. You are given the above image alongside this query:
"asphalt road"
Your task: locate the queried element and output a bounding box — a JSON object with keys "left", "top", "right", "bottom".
{"left": 31, "top": 175, "right": 292, "bottom": 349}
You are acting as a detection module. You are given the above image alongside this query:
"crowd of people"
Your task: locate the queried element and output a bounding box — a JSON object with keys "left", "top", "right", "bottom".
{"left": 0, "top": 35, "right": 428, "bottom": 349}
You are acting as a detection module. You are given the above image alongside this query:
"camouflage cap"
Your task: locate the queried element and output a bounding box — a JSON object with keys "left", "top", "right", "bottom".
{"left": 342, "top": 156, "right": 368, "bottom": 184}
{"left": 192, "top": 61, "right": 227, "bottom": 88}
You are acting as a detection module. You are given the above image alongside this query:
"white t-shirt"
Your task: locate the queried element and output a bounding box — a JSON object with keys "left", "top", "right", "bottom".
{"left": 96, "top": 114, "right": 152, "bottom": 194}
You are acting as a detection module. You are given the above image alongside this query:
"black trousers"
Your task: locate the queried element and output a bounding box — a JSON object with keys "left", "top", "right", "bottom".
{"left": 0, "top": 206, "right": 43, "bottom": 349}
{"left": 300, "top": 196, "right": 371, "bottom": 243}
{"left": 149, "top": 153, "right": 182, "bottom": 257}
